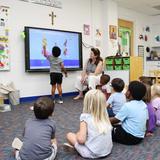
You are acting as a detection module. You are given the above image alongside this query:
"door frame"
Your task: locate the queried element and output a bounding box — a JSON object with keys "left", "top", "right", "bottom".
{"left": 118, "top": 19, "right": 134, "bottom": 56}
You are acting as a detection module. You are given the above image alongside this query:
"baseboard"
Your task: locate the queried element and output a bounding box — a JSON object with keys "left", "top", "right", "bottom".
{"left": 4, "top": 92, "right": 78, "bottom": 104}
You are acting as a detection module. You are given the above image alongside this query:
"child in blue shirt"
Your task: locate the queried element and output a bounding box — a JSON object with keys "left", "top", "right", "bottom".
{"left": 110, "top": 81, "right": 148, "bottom": 145}
{"left": 107, "top": 78, "right": 126, "bottom": 117}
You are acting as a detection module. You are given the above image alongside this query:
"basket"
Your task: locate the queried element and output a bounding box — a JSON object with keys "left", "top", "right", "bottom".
{"left": 114, "top": 65, "right": 122, "bottom": 70}
{"left": 114, "top": 58, "right": 122, "bottom": 65}
{"left": 105, "top": 58, "right": 114, "bottom": 65}
{"left": 123, "top": 57, "right": 130, "bottom": 65}
{"left": 106, "top": 65, "right": 114, "bottom": 70}
{"left": 122, "top": 65, "right": 130, "bottom": 70}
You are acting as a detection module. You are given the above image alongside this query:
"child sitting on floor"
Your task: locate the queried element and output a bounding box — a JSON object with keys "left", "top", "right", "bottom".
{"left": 65, "top": 89, "right": 113, "bottom": 159}
{"left": 13, "top": 97, "right": 57, "bottom": 160}
{"left": 151, "top": 84, "right": 160, "bottom": 126}
{"left": 143, "top": 84, "right": 156, "bottom": 136}
{"left": 110, "top": 81, "right": 148, "bottom": 145}
{"left": 106, "top": 78, "right": 126, "bottom": 117}
{"left": 96, "top": 74, "right": 110, "bottom": 99}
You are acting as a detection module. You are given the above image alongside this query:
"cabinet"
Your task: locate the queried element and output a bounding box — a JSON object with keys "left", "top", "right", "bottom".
{"left": 105, "top": 56, "right": 130, "bottom": 71}
{"left": 129, "top": 56, "right": 143, "bottom": 81}
{"left": 105, "top": 56, "right": 143, "bottom": 84}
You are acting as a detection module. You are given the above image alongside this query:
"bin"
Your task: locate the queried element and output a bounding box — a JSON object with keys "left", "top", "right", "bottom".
{"left": 114, "top": 58, "right": 122, "bottom": 65}
{"left": 9, "top": 90, "right": 20, "bottom": 105}
{"left": 114, "top": 65, "right": 122, "bottom": 70}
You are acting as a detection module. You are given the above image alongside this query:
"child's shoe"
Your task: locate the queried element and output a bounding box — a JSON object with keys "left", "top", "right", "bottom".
{"left": 63, "top": 143, "right": 74, "bottom": 148}
{"left": 52, "top": 96, "right": 55, "bottom": 103}
{"left": 56, "top": 97, "right": 63, "bottom": 104}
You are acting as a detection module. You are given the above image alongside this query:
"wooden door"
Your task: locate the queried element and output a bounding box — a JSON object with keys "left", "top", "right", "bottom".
{"left": 130, "top": 56, "right": 143, "bottom": 81}
{"left": 118, "top": 19, "right": 134, "bottom": 56}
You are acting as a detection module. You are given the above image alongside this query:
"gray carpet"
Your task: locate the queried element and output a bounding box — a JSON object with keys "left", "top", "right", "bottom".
{"left": 0, "top": 96, "right": 160, "bottom": 160}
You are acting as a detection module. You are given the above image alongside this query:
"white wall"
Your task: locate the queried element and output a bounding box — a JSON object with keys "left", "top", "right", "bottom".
{"left": 144, "top": 15, "right": 160, "bottom": 75}
{"left": 101, "top": 0, "right": 118, "bottom": 56}
{"left": 1, "top": 0, "right": 158, "bottom": 98}
{"left": 118, "top": 7, "right": 152, "bottom": 56}
{"left": 118, "top": 7, "right": 152, "bottom": 75}
{"left": 0, "top": 0, "right": 103, "bottom": 98}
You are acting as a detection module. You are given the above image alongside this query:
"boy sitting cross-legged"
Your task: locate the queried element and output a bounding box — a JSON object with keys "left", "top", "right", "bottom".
{"left": 110, "top": 81, "right": 148, "bottom": 145}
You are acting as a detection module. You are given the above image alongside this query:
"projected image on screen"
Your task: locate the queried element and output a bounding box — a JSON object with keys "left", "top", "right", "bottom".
{"left": 25, "top": 27, "right": 82, "bottom": 72}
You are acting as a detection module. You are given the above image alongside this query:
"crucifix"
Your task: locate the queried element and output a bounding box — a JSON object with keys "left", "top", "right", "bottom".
{"left": 49, "top": 11, "right": 56, "bottom": 26}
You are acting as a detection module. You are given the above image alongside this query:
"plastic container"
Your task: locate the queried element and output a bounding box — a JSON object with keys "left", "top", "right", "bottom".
{"left": 114, "top": 58, "right": 122, "bottom": 65}
{"left": 106, "top": 65, "right": 114, "bottom": 70}
{"left": 114, "top": 65, "right": 122, "bottom": 70}
{"left": 105, "top": 58, "right": 114, "bottom": 65}
{"left": 122, "top": 65, "right": 130, "bottom": 70}
{"left": 9, "top": 90, "right": 20, "bottom": 105}
{"left": 123, "top": 57, "right": 130, "bottom": 65}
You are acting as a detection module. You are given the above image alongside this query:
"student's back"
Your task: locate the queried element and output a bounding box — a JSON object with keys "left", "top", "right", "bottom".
{"left": 120, "top": 100, "right": 148, "bottom": 138}
{"left": 80, "top": 113, "right": 112, "bottom": 157}
{"left": 20, "top": 118, "right": 56, "bottom": 160}
{"left": 107, "top": 78, "right": 126, "bottom": 117}
{"left": 66, "top": 89, "right": 113, "bottom": 159}
{"left": 110, "top": 81, "right": 148, "bottom": 145}
{"left": 15, "top": 97, "right": 57, "bottom": 160}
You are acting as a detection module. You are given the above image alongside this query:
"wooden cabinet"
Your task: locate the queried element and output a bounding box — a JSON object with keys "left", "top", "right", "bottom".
{"left": 105, "top": 56, "right": 143, "bottom": 84}
{"left": 130, "top": 56, "right": 143, "bottom": 81}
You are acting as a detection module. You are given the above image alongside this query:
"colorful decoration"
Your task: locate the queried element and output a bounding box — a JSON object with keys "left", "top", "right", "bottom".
{"left": 0, "top": 5, "right": 10, "bottom": 71}
{"left": 139, "top": 34, "right": 144, "bottom": 40}
{"left": 83, "top": 24, "right": 90, "bottom": 35}
{"left": 155, "top": 35, "right": 160, "bottom": 42}
{"left": 20, "top": 31, "right": 25, "bottom": 39}
{"left": 96, "top": 29, "right": 102, "bottom": 37}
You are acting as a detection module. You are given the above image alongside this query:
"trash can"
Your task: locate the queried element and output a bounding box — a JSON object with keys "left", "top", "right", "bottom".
{"left": 9, "top": 90, "right": 20, "bottom": 105}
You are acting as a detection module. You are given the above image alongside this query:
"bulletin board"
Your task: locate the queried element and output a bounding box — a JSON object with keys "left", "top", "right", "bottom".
{"left": 0, "top": 6, "right": 10, "bottom": 71}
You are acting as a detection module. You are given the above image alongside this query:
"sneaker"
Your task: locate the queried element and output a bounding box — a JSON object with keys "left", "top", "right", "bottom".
{"left": 30, "top": 106, "right": 34, "bottom": 111}
{"left": 52, "top": 96, "right": 55, "bottom": 103}
{"left": 63, "top": 143, "right": 74, "bottom": 148}
{"left": 53, "top": 99, "right": 55, "bottom": 104}
{"left": 56, "top": 97, "right": 63, "bottom": 104}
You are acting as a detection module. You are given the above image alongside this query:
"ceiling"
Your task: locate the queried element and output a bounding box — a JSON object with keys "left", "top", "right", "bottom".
{"left": 114, "top": 0, "right": 160, "bottom": 16}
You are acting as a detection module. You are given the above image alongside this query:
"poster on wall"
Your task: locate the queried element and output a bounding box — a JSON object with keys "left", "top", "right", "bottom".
{"left": 0, "top": 6, "right": 10, "bottom": 71}
{"left": 138, "top": 45, "right": 144, "bottom": 57}
{"left": 83, "top": 24, "right": 90, "bottom": 35}
{"left": 109, "top": 25, "right": 117, "bottom": 40}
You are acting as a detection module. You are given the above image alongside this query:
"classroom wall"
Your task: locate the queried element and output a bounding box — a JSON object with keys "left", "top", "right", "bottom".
{"left": 118, "top": 7, "right": 152, "bottom": 56}
{"left": 144, "top": 15, "right": 160, "bottom": 75}
{"left": 118, "top": 7, "right": 152, "bottom": 76}
{"left": 0, "top": 0, "right": 158, "bottom": 98}
{"left": 0, "top": 0, "right": 103, "bottom": 98}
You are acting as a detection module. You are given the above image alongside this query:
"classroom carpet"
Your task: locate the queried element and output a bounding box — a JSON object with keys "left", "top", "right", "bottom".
{"left": 0, "top": 96, "right": 160, "bottom": 160}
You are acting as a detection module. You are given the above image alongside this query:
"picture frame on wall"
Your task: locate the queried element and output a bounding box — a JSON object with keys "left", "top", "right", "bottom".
{"left": 109, "top": 25, "right": 117, "bottom": 40}
{"left": 83, "top": 24, "right": 90, "bottom": 35}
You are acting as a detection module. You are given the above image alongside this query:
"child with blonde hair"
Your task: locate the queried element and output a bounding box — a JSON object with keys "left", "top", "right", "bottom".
{"left": 151, "top": 84, "right": 160, "bottom": 126}
{"left": 66, "top": 89, "right": 113, "bottom": 159}
{"left": 143, "top": 84, "right": 156, "bottom": 136}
